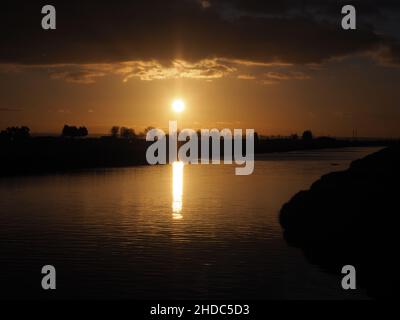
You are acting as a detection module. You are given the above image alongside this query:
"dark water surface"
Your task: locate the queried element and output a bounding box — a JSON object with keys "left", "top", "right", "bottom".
{"left": 0, "top": 147, "right": 380, "bottom": 299}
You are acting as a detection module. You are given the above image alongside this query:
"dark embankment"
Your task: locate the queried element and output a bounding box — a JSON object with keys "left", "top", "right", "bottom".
{"left": 256, "top": 136, "right": 392, "bottom": 153}
{"left": 0, "top": 137, "right": 149, "bottom": 176}
{"left": 0, "top": 135, "right": 395, "bottom": 177}
{"left": 280, "top": 146, "right": 399, "bottom": 298}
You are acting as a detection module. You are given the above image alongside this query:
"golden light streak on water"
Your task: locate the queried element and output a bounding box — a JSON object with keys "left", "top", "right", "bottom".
{"left": 172, "top": 161, "right": 184, "bottom": 219}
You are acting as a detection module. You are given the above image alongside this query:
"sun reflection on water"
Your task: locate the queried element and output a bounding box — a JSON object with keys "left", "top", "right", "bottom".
{"left": 172, "top": 161, "right": 184, "bottom": 220}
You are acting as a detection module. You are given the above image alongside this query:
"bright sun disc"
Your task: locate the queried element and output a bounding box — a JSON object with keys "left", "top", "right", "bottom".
{"left": 172, "top": 99, "right": 185, "bottom": 113}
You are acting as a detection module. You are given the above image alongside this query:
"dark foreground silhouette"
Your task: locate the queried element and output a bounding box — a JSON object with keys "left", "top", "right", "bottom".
{"left": 280, "top": 146, "right": 398, "bottom": 299}
{"left": 0, "top": 137, "right": 150, "bottom": 176}
{"left": 0, "top": 133, "right": 394, "bottom": 177}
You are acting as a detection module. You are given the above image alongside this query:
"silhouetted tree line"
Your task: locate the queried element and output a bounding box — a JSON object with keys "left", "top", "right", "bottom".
{"left": 0, "top": 125, "right": 315, "bottom": 143}
{"left": 62, "top": 125, "right": 88, "bottom": 138}
{"left": 110, "top": 126, "right": 138, "bottom": 139}
{"left": 302, "top": 130, "right": 313, "bottom": 141}
{"left": 287, "top": 131, "right": 313, "bottom": 140}
{"left": 0, "top": 126, "right": 30, "bottom": 140}
{"left": 267, "top": 131, "right": 313, "bottom": 140}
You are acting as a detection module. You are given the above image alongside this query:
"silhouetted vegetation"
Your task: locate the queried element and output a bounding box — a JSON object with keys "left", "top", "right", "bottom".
{"left": 0, "top": 125, "right": 396, "bottom": 176}
{"left": 143, "top": 126, "right": 154, "bottom": 135}
{"left": 302, "top": 130, "right": 313, "bottom": 141}
{"left": 110, "top": 126, "right": 120, "bottom": 138}
{"left": 0, "top": 126, "right": 30, "bottom": 140}
{"left": 120, "top": 127, "right": 136, "bottom": 139}
{"left": 62, "top": 125, "right": 88, "bottom": 138}
{"left": 109, "top": 126, "right": 137, "bottom": 139}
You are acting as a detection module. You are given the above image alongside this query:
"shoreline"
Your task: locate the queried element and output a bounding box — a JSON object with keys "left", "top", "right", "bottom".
{"left": 0, "top": 136, "right": 395, "bottom": 177}
{"left": 279, "top": 146, "right": 398, "bottom": 298}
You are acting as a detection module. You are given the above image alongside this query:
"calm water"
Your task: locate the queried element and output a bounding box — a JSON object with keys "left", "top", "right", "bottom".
{"left": 0, "top": 147, "right": 380, "bottom": 299}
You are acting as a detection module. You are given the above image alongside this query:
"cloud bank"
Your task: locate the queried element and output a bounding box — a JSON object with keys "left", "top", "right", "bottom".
{"left": 1, "top": 0, "right": 399, "bottom": 84}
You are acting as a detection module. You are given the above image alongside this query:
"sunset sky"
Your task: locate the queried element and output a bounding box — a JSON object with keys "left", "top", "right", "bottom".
{"left": 1, "top": 0, "right": 400, "bottom": 137}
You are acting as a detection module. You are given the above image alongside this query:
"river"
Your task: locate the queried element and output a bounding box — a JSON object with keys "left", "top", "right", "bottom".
{"left": 0, "top": 147, "right": 380, "bottom": 299}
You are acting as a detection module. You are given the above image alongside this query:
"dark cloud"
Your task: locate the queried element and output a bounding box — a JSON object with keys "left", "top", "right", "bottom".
{"left": 263, "top": 71, "right": 310, "bottom": 81}
{"left": 1, "top": 0, "right": 397, "bottom": 66}
{"left": 212, "top": 0, "right": 400, "bottom": 19}
{"left": 49, "top": 69, "right": 107, "bottom": 84}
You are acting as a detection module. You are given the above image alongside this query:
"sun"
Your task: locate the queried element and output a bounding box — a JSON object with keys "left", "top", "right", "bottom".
{"left": 172, "top": 99, "right": 185, "bottom": 113}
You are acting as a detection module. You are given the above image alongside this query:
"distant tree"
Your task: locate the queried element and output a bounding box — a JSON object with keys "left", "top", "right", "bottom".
{"left": 120, "top": 127, "right": 136, "bottom": 139}
{"left": 77, "top": 126, "right": 88, "bottom": 137}
{"left": 290, "top": 133, "right": 299, "bottom": 140}
{"left": 62, "top": 125, "right": 73, "bottom": 137}
{"left": 62, "top": 125, "right": 88, "bottom": 138}
{"left": 254, "top": 132, "right": 259, "bottom": 145}
{"left": 136, "top": 127, "right": 153, "bottom": 139}
{"left": 144, "top": 126, "right": 155, "bottom": 134}
{"left": 111, "top": 126, "right": 120, "bottom": 138}
{"left": 302, "top": 130, "right": 313, "bottom": 141}
{"left": 0, "top": 126, "right": 30, "bottom": 140}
